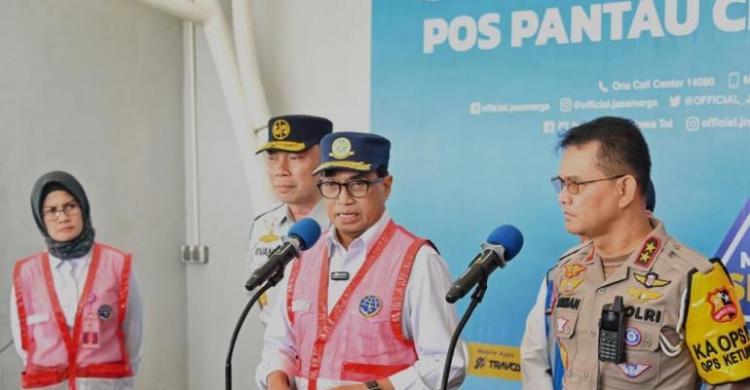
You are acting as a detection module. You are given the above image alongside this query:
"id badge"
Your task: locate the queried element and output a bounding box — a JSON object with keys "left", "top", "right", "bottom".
{"left": 81, "top": 313, "right": 100, "bottom": 348}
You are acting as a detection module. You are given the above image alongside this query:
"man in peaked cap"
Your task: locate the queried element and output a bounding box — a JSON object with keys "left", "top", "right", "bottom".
{"left": 256, "top": 132, "right": 466, "bottom": 390}
{"left": 247, "top": 115, "right": 332, "bottom": 325}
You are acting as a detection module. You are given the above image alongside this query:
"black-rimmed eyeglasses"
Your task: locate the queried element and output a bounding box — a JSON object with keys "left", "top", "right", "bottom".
{"left": 317, "top": 177, "right": 385, "bottom": 199}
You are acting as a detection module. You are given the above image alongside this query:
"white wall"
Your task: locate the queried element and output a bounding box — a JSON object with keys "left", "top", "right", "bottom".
{"left": 0, "top": 1, "right": 371, "bottom": 389}
{"left": 185, "top": 1, "right": 371, "bottom": 389}
{"left": 0, "top": 1, "right": 187, "bottom": 389}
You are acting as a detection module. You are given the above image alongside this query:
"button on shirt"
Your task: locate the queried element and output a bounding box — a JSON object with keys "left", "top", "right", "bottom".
{"left": 256, "top": 212, "right": 466, "bottom": 389}
{"left": 10, "top": 251, "right": 143, "bottom": 372}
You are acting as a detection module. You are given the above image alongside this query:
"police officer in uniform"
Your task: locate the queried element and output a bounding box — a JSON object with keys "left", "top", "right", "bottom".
{"left": 521, "top": 181, "right": 656, "bottom": 390}
{"left": 256, "top": 132, "right": 465, "bottom": 390}
{"left": 544, "top": 117, "right": 750, "bottom": 389}
{"left": 248, "top": 115, "right": 332, "bottom": 325}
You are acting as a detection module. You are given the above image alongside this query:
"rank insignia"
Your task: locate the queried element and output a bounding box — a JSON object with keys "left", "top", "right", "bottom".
{"left": 708, "top": 288, "right": 738, "bottom": 323}
{"left": 618, "top": 363, "right": 650, "bottom": 378}
{"left": 634, "top": 272, "right": 671, "bottom": 288}
{"left": 564, "top": 263, "right": 586, "bottom": 278}
{"left": 358, "top": 295, "right": 382, "bottom": 318}
{"left": 559, "top": 278, "right": 583, "bottom": 294}
{"left": 635, "top": 237, "right": 660, "bottom": 268}
{"left": 271, "top": 119, "right": 291, "bottom": 140}
{"left": 627, "top": 287, "right": 663, "bottom": 303}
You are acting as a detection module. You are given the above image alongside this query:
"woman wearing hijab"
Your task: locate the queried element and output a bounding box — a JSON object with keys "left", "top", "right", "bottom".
{"left": 10, "top": 171, "right": 143, "bottom": 390}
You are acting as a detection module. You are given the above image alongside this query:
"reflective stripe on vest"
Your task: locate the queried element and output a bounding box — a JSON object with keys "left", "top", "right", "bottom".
{"left": 13, "top": 243, "right": 133, "bottom": 389}
{"left": 287, "top": 221, "right": 425, "bottom": 389}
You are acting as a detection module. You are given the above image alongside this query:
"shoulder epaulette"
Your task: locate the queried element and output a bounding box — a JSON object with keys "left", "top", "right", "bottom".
{"left": 252, "top": 203, "right": 285, "bottom": 222}
{"left": 663, "top": 239, "right": 713, "bottom": 274}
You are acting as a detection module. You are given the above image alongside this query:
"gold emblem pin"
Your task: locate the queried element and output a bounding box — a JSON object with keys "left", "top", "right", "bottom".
{"left": 330, "top": 137, "right": 354, "bottom": 159}
{"left": 259, "top": 232, "right": 280, "bottom": 243}
{"left": 627, "top": 287, "right": 663, "bottom": 303}
{"left": 559, "top": 278, "right": 583, "bottom": 294}
{"left": 272, "top": 119, "right": 291, "bottom": 140}
{"left": 634, "top": 272, "right": 671, "bottom": 288}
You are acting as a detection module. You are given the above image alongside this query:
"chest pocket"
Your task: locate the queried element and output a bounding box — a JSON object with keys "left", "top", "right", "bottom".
{"left": 601, "top": 321, "right": 662, "bottom": 388}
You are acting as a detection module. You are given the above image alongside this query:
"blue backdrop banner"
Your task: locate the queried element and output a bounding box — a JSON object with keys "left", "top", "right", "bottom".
{"left": 372, "top": 1, "right": 750, "bottom": 388}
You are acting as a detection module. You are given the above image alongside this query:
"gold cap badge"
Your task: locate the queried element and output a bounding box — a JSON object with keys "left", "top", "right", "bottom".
{"left": 330, "top": 137, "right": 354, "bottom": 159}
{"left": 272, "top": 119, "right": 291, "bottom": 140}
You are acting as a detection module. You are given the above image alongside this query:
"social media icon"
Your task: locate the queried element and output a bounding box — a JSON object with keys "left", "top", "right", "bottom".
{"left": 669, "top": 96, "right": 682, "bottom": 108}
{"left": 560, "top": 98, "right": 573, "bottom": 113}
{"left": 470, "top": 102, "right": 481, "bottom": 115}
{"left": 685, "top": 117, "right": 700, "bottom": 132}
{"left": 729, "top": 72, "right": 740, "bottom": 89}
{"left": 543, "top": 121, "right": 556, "bottom": 134}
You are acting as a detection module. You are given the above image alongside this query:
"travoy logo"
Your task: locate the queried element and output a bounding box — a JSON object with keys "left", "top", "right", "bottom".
{"left": 467, "top": 342, "right": 522, "bottom": 381}
{"left": 715, "top": 198, "right": 750, "bottom": 323}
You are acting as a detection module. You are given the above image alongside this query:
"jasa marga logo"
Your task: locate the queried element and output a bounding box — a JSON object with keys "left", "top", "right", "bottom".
{"left": 715, "top": 198, "right": 750, "bottom": 323}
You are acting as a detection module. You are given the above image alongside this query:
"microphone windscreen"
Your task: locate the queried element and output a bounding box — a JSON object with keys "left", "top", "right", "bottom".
{"left": 288, "top": 218, "right": 322, "bottom": 250}
{"left": 486, "top": 225, "right": 523, "bottom": 261}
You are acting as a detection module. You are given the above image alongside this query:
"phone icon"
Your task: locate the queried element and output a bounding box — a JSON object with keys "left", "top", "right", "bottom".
{"left": 598, "top": 81, "right": 609, "bottom": 93}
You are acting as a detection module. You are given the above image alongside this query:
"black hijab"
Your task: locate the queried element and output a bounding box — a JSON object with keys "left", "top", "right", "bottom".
{"left": 31, "top": 171, "right": 95, "bottom": 260}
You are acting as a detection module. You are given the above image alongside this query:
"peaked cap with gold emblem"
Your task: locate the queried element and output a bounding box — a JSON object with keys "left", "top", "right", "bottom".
{"left": 312, "top": 132, "right": 391, "bottom": 175}
{"left": 255, "top": 114, "right": 332, "bottom": 154}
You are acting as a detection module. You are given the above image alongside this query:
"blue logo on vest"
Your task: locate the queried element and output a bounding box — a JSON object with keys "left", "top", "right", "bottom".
{"left": 714, "top": 198, "right": 750, "bottom": 324}
{"left": 358, "top": 295, "right": 382, "bottom": 318}
{"left": 97, "top": 304, "right": 113, "bottom": 321}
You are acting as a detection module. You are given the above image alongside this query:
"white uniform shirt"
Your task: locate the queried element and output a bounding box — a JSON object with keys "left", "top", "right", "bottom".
{"left": 256, "top": 212, "right": 466, "bottom": 390}
{"left": 246, "top": 202, "right": 329, "bottom": 325}
{"left": 9, "top": 250, "right": 143, "bottom": 373}
{"left": 521, "top": 277, "right": 554, "bottom": 390}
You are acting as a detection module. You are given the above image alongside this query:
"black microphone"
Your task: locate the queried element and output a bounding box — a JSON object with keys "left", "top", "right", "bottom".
{"left": 445, "top": 225, "right": 523, "bottom": 304}
{"left": 245, "top": 218, "right": 321, "bottom": 291}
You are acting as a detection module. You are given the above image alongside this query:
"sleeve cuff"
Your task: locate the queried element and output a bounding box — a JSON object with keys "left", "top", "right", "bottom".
{"left": 388, "top": 366, "right": 421, "bottom": 390}
{"left": 257, "top": 354, "right": 297, "bottom": 388}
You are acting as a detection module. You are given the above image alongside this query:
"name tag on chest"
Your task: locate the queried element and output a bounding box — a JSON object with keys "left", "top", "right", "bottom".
{"left": 330, "top": 271, "right": 350, "bottom": 281}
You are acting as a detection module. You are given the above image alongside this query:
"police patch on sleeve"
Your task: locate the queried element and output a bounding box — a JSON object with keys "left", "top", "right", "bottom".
{"left": 358, "top": 295, "right": 382, "bottom": 318}
{"left": 685, "top": 260, "right": 750, "bottom": 384}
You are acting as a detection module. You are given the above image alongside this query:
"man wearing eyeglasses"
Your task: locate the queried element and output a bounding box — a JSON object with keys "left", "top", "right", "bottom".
{"left": 10, "top": 171, "right": 142, "bottom": 389}
{"left": 521, "top": 180, "right": 656, "bottom": 390}
{"left": 256, "top": 132, "right": 465, "bottom": 390}
{"left": 248, "top": 115, "right": 332, "bottom": 325}
{"left": 536, "top": 117, "right": 750, "bottom": 389}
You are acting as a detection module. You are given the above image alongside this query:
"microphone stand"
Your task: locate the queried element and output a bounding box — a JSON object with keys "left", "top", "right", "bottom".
{"left": 225, "top": 267, "right": 285, "bottom": 390}
{"left": 441, "top": 277, "right": 488, "bottom": 390}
